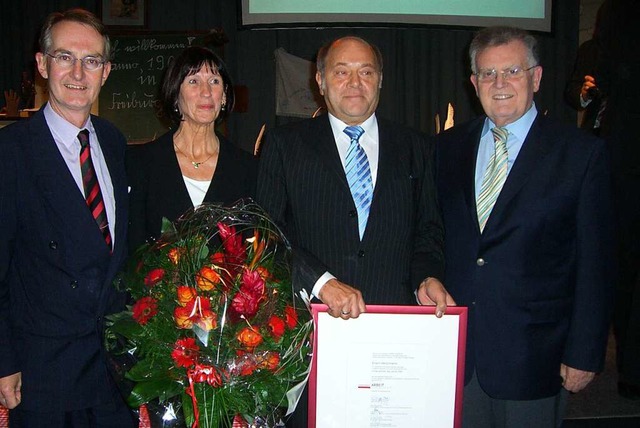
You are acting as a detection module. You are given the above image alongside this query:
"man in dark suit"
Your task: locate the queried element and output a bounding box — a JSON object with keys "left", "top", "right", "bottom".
{"left": 257, "top": 36, "right": 452, "bottom": 426}
{"left": 435, "top": 26, "right": 614, "bottom": 427}
{"left": 0, "top": 9, "right": 135, "bottom": 427}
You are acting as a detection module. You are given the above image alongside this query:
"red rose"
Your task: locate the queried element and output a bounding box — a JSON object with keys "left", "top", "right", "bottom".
{"left": 132, "top": 296, "right": 158, "bottom": 325}
{"left": 171, "top": 337, "right": 199, "bottom": 368}
{"left": 267, "top": 315, "right": 285, "bottom": 341}
{"left": 284, "top": 306, "right": 298, "bottom": 329}
{"left": 144, "top": 268, "right": 165, "bottom": 287}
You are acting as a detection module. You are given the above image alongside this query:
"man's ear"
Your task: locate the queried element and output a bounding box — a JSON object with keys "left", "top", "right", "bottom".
{"left": 35, "top": 52, "right": 48, "bottom": 79}
{"left": 315, "top": 71, "right": 324, "bottom": 96}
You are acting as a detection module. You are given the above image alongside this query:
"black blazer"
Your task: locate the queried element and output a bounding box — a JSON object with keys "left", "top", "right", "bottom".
{"left": 256, "top": 114, "right": 444, "bottom": 305}
{"left": 435, "top": 114, "right": 614, "bottom": 400}
{"left": 0, "top": 109, "right": 129, "bottom": 411}
{"left": 126, "top": 129, "right": 257, "bottom": 252}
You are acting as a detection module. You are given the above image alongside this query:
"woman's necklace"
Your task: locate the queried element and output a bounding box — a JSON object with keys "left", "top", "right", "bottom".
{"left": 174, "top": 142, "right": 216, "bottom": 169}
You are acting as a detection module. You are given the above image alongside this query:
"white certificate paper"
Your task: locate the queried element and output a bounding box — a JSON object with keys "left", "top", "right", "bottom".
{"left": 309, "top": 305, "right": 467, "bottom": 428}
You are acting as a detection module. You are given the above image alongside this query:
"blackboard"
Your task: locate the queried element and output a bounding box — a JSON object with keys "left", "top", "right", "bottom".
{"left": 98, "top": 33, "right": 205, "bottom": 143}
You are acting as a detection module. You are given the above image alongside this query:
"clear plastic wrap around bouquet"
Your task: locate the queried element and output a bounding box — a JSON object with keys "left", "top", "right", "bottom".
{"left": 106, "top": 200, "right": 313, "bottom": 428}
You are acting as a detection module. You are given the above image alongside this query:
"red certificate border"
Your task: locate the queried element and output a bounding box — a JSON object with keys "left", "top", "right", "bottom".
{"left": 308, "top": 304, "right": 468, "bottom": 428}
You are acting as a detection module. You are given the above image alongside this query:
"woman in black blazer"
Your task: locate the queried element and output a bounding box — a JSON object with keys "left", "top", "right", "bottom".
{"left": 126, "top": 47, "right": 256, "bottom": 253}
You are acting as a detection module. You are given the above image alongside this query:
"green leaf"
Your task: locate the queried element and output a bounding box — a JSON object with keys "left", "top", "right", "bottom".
{"left": 127, "top": 379, "right": 183, "bottom": 407}
{"left": 161, "top": 217, "right": 177, "bottom": 235}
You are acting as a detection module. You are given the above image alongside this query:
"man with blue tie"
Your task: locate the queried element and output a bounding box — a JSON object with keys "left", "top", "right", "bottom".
{"left": 435, "top": 26, "right": 614, "bottom": 427}
{"left": 0, "top": 8, "right": 134, "bottom": 427}
{"left": 257, "top": 35, "right": 452, "bottom": 426}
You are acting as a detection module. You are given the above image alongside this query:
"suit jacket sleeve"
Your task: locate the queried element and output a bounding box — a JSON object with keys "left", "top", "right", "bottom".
{"left": 256, "top": 129, "right": 329, "bottom": 291}
{"left": 0, "top": 127, "right": 19, "bottom": 377}
{"left": 562, "top": 137, "right": 614, "bottom": 371}
{"left": 410, "top": 136, "right": 445, "bottom": 287}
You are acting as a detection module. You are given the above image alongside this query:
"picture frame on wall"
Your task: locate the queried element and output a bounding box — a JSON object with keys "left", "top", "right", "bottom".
{"left": 100, "top": 0, "right": 147, "bottom": 28}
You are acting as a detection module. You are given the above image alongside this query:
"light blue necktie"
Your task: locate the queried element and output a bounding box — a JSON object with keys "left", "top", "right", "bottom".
{"left": 344, "top": 126, "right": 372, "bottom": 240}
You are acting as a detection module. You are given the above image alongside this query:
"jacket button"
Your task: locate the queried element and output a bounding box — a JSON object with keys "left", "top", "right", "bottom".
{"left": 70, "top": 280, "right": 78, "bottom": 289}
{"left": 476, "top": 258, "right": 485, "bottom": 266}
{"left": 49, "top": 241, "right": 58, "bottom": 250}
{"left": 349, "top": 210, "right": 357, "bottom": 218}
{"left": 358, "top": 250, "right": 365, "bottom": 258}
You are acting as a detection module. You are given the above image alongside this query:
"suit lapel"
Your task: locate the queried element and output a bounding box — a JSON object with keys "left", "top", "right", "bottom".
{"left": 485, "top": 115, "right": 553, "bottom": 231}
{"left": 462, "top": 120, "right": 484, "bottom": 231}
{"left": 26, "top": 112, "right": 100, "bottom": 240}
{"left": 307, "top": 116, "right": 350, "bottom": 191}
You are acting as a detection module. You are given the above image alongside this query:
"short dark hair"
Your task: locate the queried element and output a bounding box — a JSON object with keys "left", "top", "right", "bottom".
{"left": 39, "top": 8, "right": 111, "bottom": 60}
{"left": 469, "top": 26, "right": 539, "bottom": 74}
{"left": 160, "top": 46, "right": 235, "bottom": 125}
{"left": 316, "top": 36, "right": 384, "bottom": 80}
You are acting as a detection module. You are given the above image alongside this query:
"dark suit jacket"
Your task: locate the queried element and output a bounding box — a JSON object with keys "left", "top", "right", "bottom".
{"left": 256, "top": 114, "right": 444, "bottom": 305}
{"left": 126, "top": 129, "right": 257, "bottom": 253}
{"left": 435, "top": 114, "right": 614, "bottom": 400}
{"left": 0, "top": 109, "right": 129, "bottom": 411}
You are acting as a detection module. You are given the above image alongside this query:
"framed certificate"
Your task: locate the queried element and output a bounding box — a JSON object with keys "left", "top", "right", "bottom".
{"left": 309, "top": 304, "right": 467, "bottom": 428}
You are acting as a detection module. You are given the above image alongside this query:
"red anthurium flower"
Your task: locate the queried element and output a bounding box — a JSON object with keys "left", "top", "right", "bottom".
{"left": 144, "top": 268, "right": 165, "bottom": 287}
{"left": 237, "top": 327, "right": 263, "bottom": 349}
{"left": 177, "top": 286, "right": 197, "bottom": 306}
{"left": 132, "top": 296, "right": 158, "bottom": 325}
{"left": 267, "top": 315, "right": 285, "bottom": 341}
{"left": 196, "top": 266, "right": 220, "bottom": 291}
{"left": 284, "top": 306, "right": 298, "bottom": 329}
{"left": 171, "top": 337, "right": 199, "bottom": 368}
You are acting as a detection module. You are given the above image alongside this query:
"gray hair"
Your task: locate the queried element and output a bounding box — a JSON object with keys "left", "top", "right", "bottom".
{"left": 469, "top": 26, "right": 539, "bottom": 74}
{"left": 39, "top": 8, "right": 111, "bottom": 60}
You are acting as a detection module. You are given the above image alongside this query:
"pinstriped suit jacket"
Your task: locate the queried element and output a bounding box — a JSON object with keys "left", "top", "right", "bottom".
{"left": 256, "top": 114, "right": 444, "bottom": 305}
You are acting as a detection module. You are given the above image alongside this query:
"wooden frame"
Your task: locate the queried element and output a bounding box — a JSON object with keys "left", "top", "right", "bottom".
{"left": 99, "top": 0, "right": 148, "bottom": 28}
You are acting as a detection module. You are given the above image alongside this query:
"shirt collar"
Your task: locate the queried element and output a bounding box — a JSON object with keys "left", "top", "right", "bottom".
{"left": 44, "top": 103, "right": 94, "bottom": 148}
{"left": 481, "top": 102, "right": 538, "bottom": 141}
{"left": 328, "top": 112, "right": 377, "bottom": 139}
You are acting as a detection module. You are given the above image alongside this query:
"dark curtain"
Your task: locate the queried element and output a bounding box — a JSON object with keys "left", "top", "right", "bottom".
{"left": 0, "top": 0, "right": 579, "bottom": 154}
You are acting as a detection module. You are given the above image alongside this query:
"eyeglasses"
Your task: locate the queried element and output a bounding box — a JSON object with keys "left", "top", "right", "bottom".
{"left": 45, "top": 52, "right": 106, "bottom": 71}
{"left": 475, "top": 65, "right": 538, "bottom": 82}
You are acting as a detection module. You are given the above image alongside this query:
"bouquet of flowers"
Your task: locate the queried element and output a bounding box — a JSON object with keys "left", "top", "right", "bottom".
{"left": 106, "top": 200, "right": 313, "bottom": 428}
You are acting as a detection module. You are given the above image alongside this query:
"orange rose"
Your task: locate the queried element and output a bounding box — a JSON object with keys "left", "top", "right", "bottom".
{"left": 260, "top": 352, "right": 280, "bottom": 371}
{"left": 195, "top": 310, "right": 217, "bottom": 331}
{"left": 177, "top": 286, "right": 197, "bottom": 306}
{"left": 237, "top": 327, "right": 263, "bottom": 349}
{"left": 174, "top": 306, "right": 193, "bottom": 329}
{"left": 196, "top": 266, "right": 220, "bottom": 291}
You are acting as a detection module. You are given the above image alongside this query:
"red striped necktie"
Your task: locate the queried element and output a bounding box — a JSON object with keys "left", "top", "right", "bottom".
{"left": 78, "top": 129, "right": 112, "bottom": 250}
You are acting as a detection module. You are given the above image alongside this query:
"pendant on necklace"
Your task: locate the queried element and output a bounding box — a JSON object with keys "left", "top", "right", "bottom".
{"left": 192, "top": 161, "right": 202, "bottom": 169}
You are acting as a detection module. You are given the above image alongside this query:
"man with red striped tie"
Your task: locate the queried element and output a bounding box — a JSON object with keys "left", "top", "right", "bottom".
{"left": 0, "top": 8, "right": 135, "bottom": 427}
